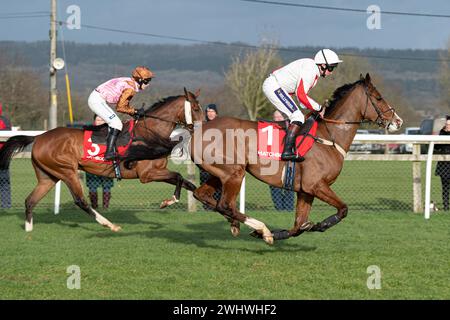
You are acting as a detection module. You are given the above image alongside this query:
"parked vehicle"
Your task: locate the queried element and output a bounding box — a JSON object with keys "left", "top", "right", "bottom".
{"left": 420, "top": 117, "right": 446, "bottom": 135}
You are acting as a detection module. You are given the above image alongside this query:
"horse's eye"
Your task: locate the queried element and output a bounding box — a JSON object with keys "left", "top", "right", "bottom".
{"left": 376, "top": 96, "right": 382, "bottom": 101}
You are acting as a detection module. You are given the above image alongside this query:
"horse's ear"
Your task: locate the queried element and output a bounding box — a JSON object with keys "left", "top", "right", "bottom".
{"left": 365, "top": 73, "right": 371, "bottom": 83}
{"left": 194, "top": 88, "right": 201, "bottom": 98}
{"left": 183, "top": 87, "right": 189, "bottom": 98}
{"left": 360, "top": 73, "right": 364, "bottom": 80}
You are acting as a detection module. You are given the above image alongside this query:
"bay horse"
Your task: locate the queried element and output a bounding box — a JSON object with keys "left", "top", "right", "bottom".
{"left": 123, "top": 74, "right": 403, "bottom": 245}
{"left": 0, "top": 88, "right": 203, "bottom": 232}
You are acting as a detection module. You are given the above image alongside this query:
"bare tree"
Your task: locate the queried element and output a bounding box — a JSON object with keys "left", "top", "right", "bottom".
{"left": 225, "top": 46, "right": 282, "bottom": 120}
{"left": 0, "top": 50, "right": 47, "bottom": 129}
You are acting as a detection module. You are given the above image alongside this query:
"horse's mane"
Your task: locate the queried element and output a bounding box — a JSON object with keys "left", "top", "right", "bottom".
{"left": 144, "top": 95, "right": 180, "bottom": 114}
{"left": 325, "top": 79, "right": 364, "bottom": 116}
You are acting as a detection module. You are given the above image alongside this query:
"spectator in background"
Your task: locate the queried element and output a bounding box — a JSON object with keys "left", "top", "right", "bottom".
{"left": 205, "top": 103, "right": 219, "bottom": 122}
{"left": 0, "top": 103, "right": 12, "bottom": 208}
{"left": 200, "top": 104, "right": 221, "bottom": 209}
{"left": 270, "top": 110, "right": 295, "bottom": 211}
{"left": 85, "top": 115, "right": 115, "bottom": 210}
{"left": 435, "top": 115, "right": 450, "bottom": 211}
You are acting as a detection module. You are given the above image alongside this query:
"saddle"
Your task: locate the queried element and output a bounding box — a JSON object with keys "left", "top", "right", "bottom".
{"left": 83, "top": 121, "right": 133, "bottom": 147}
{"left": 257, "top": 117, "right": 318, "bottom": 161}
{"left": 257, "top": 117, "right": 318, "bottom": 191}
{"left": 82, "top": 120, "right": 135, "bottom": 164}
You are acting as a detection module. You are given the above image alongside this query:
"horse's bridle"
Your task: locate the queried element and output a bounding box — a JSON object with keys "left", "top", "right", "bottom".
{"left": 361, "top": 84, "right": 396, "bottom": 128}
{"left": 134, "top": 97, "right": 197, "bottom": 136}
{"left": 317, "top": 83, "right": 397, "bottom": 157}
{"left": 323, "top": 82, "right": 396, "bottom": 129}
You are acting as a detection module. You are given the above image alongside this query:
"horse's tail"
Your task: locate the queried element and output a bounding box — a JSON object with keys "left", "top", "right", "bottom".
{"left": 121, "top": 136, "right": 178, "bottom": 169}
{"left": 0, "top": 135, "right": 35, "bottom": 170}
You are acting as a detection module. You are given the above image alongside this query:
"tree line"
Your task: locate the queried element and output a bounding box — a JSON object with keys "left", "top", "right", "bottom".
{"left": 0, "top": 41, "right": 448, "bottom": 129}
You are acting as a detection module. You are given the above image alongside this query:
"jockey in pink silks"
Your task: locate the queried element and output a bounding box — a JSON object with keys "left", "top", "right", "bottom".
{"left": 88, "top": 66, "right": 154, "bottom": 160}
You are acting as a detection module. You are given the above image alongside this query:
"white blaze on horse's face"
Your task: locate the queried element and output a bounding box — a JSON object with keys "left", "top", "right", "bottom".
{"left": 387, "top": 107, "right": 403, "bottom": 133}
{"left": 184, "top": 100, "right": 193, "bottom": 125}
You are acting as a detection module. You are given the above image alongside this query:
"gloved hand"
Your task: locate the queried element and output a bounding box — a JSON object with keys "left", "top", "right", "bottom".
{"left": 318, "top": 99, "right": 329, "bottom": 118}
{"left": 318, "top": 106, "right": 326, "bottom": 119}
{"left": 133, "top": 107, "right": 145, "bottom": 119}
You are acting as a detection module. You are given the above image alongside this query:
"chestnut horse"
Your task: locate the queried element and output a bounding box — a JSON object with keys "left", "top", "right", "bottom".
{"left": 0, "top": 89, "right": 203, "bottom": 232}
{"left": 190, "top": 74, "right": 403, "bottom": 244}
{"left": 125, "top": 74, "right": 404, "bottom": 245}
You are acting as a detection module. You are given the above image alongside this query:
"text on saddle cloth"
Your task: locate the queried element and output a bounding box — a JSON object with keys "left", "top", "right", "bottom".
{"left": 82, "top": 121, "right": 135, "bottom": 164}
{"left": 257, "top": 120, "right": 318, "bottom": 160}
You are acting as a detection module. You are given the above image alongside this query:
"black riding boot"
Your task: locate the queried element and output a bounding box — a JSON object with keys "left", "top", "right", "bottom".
{"left": 104, "top": 128, "right": 120, "bottom": 160}
{"left": 281, "top": 121, "right": 305, "bottom": 162}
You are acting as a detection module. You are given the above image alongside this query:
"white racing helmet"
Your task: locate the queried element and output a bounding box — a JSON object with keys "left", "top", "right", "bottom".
{"left": 314, "top": 49, "right": 343, "bottom": 65}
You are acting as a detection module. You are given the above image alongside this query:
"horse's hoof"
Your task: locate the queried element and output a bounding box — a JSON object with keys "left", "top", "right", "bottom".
{"left": 111, "top": 225, "right": 122, "bottom": 232}
{"left": 263, "top": 235, "right": 274, "bottom": 245}
{"left": 160, "top": 196, "right": 178, "bottom": 209}
{"left": 25, "top": 221, "right": 33, "bottom": 232}
{"left": 301, "top": 221, "right": 315, "bottom": 232}
{"left": 159, "top": 201, "right": 169, "bottom": 209}
{"left": 230, "top": 226, "right": 240, "bottom": 237}
{"left": 250, "top": 230, "right": 273, "bottom": 244}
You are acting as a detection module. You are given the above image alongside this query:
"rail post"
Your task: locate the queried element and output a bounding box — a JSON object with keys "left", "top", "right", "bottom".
{"left": 412, "top": 144, "right": 422, "bottom": 213}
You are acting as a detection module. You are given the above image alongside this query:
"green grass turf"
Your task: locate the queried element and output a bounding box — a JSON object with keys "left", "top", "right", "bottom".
{"left": 2, "top": 157, "right": 449, "bottom": 299}
{"left": 1, "top": 207, "right": 449, "bottom": 299}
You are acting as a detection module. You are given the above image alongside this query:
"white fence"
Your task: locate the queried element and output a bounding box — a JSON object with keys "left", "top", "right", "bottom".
{"left": 341, "top": 134, "right": 450, "bottom": 219}
{"left": 2, "top": 131, "right": 450, "bottom": 218}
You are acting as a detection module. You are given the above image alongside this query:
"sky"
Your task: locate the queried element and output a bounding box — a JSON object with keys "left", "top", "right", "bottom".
{"left": 0, "top": 0, "right": 449, "bottom": 49}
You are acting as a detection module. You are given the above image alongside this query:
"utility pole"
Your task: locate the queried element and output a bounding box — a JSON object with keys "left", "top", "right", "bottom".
{"left": 49, "top": 0, "right": 57, "bottom": 129}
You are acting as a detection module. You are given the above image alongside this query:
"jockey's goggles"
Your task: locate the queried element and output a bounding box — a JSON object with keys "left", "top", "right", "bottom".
{"left": 141, "top": 78, "right": 152, "bottom": 84}
{"left": 326, "top": 64, "right": 338, "bottom": 72}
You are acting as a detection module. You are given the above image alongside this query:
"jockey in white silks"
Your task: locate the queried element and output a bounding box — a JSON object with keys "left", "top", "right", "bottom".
{"left": 263, "top": 49, "right": 343, "bottom": 162}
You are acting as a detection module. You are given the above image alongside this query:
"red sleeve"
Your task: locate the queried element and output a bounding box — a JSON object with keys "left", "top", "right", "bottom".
{"left": 296, "top": 79, "right": 314, "bottom": 110}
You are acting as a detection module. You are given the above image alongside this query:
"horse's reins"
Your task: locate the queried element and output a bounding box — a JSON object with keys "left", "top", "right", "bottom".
{"left": 321, "top": 84, "right": 395, "bottom": 126}
{"left": 142, "top": 114, "right": 185, "bottom": 127}
{"left": 133, "top": 98, "right": 195, "bottom": 140}
{"left": 316, "top": 83, "right": 396, "bottom": 158}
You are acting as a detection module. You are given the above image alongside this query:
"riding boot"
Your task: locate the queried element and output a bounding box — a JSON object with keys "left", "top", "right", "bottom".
{"left": 103, "top": 191, "right": 111, "bottom": 210}
{"left": 281, "top": 121, "right": 305, "bottom": 162}
{"left": 89, "top": 191, "right": 98, "bottom": 209}
{"left": 104, "top": 128, "right": 121, "bottom": 160}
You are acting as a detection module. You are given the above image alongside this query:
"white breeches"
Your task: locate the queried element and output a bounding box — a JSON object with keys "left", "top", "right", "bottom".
{"left": 88, "top": 90, "right": 123, "bottom": 131}
{"left": 262, "top": 75, "right": 304, "bottom": 123}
